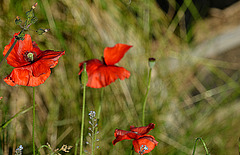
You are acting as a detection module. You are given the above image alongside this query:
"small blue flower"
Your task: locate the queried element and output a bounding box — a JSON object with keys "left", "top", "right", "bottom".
{"left": 15, "top": 145, "right": 23, "bottom": 155}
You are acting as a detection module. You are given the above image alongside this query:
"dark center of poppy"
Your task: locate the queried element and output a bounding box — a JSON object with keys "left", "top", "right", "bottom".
{"left": 24, "top": 51, "right": 37, "bottom": 62}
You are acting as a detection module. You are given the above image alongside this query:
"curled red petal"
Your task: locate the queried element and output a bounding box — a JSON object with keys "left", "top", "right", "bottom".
{"left": 130, "top": 123, "right": 155, "bottom": 135}
{"left": 103, "top": 44, "right": 132, "bottom": 65}
{"left": 38, "top": 50, "right": 65, "bottom": 66}
{"left": 112, "top": 129, "right": 138, "bottom": 145}
{"left": 112, "top": 129, "right": 132, "bottom": 145}
{"left": 4, "top": 65, "right": 51, "bottom": 87}
{"left": 3, "top": 33, "right": 33, "bottom": 67}
{"left": 79, "top": 59, "right": 130, "bottom": 88}
{"left": 132, "top": 135, "right": 158, "bottom": 154}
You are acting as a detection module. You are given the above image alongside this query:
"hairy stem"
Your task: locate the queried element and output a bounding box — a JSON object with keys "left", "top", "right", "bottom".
{"left": 142, "top": 68, "right": 152, "bottom": 126}
{"left": 80, "top": 85, "right": 86, "bottom": 155}
{"left": 32, "top": 87, "right": 36, "bottom": 155}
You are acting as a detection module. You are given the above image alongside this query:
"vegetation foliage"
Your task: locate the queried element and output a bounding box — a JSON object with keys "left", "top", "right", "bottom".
{"left": 0, "top": 0, "right": 240, "bottom": 154}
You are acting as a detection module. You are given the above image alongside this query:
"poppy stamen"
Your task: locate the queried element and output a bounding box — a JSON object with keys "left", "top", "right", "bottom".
{"left": 24, "top": 51, "right": 36, "bottom": 62}
{"left": 27, "top": 52, "right": 34, "bottom": 61}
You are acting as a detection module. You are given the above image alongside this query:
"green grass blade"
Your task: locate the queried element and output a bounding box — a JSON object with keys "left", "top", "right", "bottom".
{"left": 0, "top": 106, "right": 33, "bottom": 132}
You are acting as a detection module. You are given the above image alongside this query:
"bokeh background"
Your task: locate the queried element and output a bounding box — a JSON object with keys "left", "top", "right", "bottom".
{"left": 1, "top": 0, "right": 240, "bottom": 154}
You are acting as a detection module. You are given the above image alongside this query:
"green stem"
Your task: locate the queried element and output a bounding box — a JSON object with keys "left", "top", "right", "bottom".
{"left": 239, "top": 137, "right": 240, "bottom": 154}
{"left": 92, "top": 88, "right": 104, "bottom": 154}
{"left": 80, "top": 85, "right": 86, "bottom": 155}
{"left": 192, "top": 137, "right": 209, "bottom": 155}
{"left": 91, "top": 124, "right": 94, "bottom": 155}
{"left": 142, "top": 68, "right": 152, "bottom": 126}
{"left": 130, "top": 145, "right": 134, "bottom": 155}
{"left": 0, "top": 39, "right": 18, "bottom": 68}
{"left": 33, "top": 87, "right": 36, "bottom": 155}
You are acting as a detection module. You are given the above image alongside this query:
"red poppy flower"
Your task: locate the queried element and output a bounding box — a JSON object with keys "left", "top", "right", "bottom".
{"left": 3, "top": 33, "right": 65, "bottom": 87}
{"left": 79, "top": 44, "right": 132, "bottom": 88}
{"left": 112, "top": 123, "right": 158, "bottom": 154}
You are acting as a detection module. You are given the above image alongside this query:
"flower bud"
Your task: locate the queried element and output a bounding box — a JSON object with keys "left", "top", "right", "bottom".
{"left": 148, "top": 57, "right": 156, "bottom": 69}
{"left": 36, "top": 28, "right": 50, "bottom": 35}
{"left": 26, "top": 8, "right": 34, "bottom": 19}
{"left": 15, "top": 16, "right": 22, "bottom": 25}
{"left": 81, "top": 63, "right": 88, "bottom": 86}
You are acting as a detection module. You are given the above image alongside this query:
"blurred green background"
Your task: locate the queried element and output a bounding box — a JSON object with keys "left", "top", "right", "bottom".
{"left": 1, "top": 0, "right": 240, "bottom": 154}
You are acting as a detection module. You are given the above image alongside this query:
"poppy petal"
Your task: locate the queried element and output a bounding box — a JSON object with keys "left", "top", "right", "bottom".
{"left": 79, "top": 59, "right": 130, "bottom": 88}
{"left": 130, "top": 123, "right": 155, "bottom": 135}
{"left": 38, "top": 50, "right": 65, "bottom": 66}
{"left": 4, "top": 65, "right": 51, "bottom": 87}
{"left": 103, "top": 44, "right": 132, "bottom": 65}
{"left": 32, "top": 42, "right": 44, "bottom": 56}
{"left": 132, "top": 135, "right": 158, "bottom": 154}
{"left": 32, "top": 50, "right": 65, "bottom": 77}
{"left": 112, "top": 129, "right": 132, "bottom": 145}
{"left": 3, "top": 33, "right": 33, "bottom": 67}
{"left": 112, "top": 129, "right": 138, "bottom": 145}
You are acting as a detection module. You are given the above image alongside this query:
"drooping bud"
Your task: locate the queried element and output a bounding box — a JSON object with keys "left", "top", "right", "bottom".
{"left": 15, "top": 16, "right": 22, "bottom": 25}
{"left": 148, "top": 57, "right": 156, "bottom": 69}
{"left": 81, "top": 63, "right": 88, "bottom": 86}
{"left": 36, "top": 28, "right": 50, "bottom": 35}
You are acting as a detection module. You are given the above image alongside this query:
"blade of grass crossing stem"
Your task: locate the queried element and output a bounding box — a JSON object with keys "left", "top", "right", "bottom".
{"left": 0, "top": 39, "right": 18, "bottom": 68}
{"left": 0, "top": 106, "right": 33, "bottom": 132}
{"left": 0, "top": 29, "right": 26, "bottom": 68}
{"left": 192, "top": 137, "right": 210, "bottom": 155}
{"left": 33, "top": 87, "right": 36, "bottom": 155}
